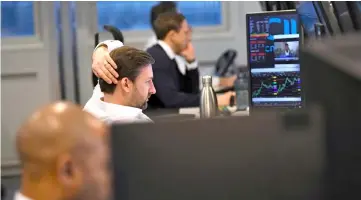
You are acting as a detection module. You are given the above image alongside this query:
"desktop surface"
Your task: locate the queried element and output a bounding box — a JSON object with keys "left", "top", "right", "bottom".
{"left": 246, "top": 10, "right": 302, "bottom": 108}
{"left": 110, "top": 107, "right": 324, "bottom": 200}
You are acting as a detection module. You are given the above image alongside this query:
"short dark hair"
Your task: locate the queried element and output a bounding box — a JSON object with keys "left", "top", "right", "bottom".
{"left": 150, "top": 1, "right": 177, "bottom": 31}
{"left": 153, "top": 12, "right": 185, "bottom": 40}
{"left": 99, "top": 46, "right": 155, "bottom": 94}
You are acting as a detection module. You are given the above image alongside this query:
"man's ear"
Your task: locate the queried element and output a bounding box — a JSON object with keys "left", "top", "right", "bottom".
{"left": 119, "top": 77, "right": 133, "bottom": 93}
{"left": 57, "top": 155, "right": 79, "bottom": 186}
{"left": 167, "top": 30, "right": 177, "bottom": 40}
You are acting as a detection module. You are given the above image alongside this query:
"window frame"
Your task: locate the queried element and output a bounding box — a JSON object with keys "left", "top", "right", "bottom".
{"left": 2, "top": 2, "right": 45, "bottom": 50}
{"left": 95, "top": 1, "right": 233, "bottom": 46}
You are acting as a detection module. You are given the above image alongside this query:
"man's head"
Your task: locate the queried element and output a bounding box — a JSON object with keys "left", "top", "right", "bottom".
{"left": 284, "top": 42, "right": 289, "bottom": 51}
{"left": 17, "top": 102, "right": 110, "bottom": 200}
{"left": 154, "top": 12, "right": 191, "bottom": 54}
{"left": 99, "top": 46, "right": 156, "bottom": 110}
{"left": 150, "top": 1, "right": 177, "bottom": 31}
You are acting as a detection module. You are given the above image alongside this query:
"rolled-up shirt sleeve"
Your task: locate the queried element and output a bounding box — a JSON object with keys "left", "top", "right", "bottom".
{"left": 94, "top": 40, "right": 124, "bottom": 52}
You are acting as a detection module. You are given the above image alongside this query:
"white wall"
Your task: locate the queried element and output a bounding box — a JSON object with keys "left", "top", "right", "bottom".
{"left": 1, "top": 2, "right": 60, "bottom": 176}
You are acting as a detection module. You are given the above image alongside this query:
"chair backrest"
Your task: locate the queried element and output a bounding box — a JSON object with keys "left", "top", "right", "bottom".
{"left": 103, "top": 25, "right": 124, "bottom": 43}
{"left": 1, "top": 184, "right": 5, "bottom": 199}
{"left": 92, "top": 25, "right": 124, "bottom": 87}
{"left": 214, "top": 49, "right": 237, "bottom": 76}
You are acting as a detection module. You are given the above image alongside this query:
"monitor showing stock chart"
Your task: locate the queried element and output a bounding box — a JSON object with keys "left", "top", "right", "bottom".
{"left": 246, "top": 10, "right": 302, "bottom": 108}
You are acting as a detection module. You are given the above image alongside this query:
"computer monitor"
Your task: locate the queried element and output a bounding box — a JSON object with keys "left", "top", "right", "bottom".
{"left": 110, "top": 109, "right": 325, "bottom": 200}
{"left": 296, "top": 1, "right": 322, "bottom": 37}
{"left": 246, "top": 10, "right": 302, "bottom": 108}
{"left": 300, "top": 33, "right": 361, "bottom": 200}
{"left": 330, "top": 1, "right": 354, "bottom": 33}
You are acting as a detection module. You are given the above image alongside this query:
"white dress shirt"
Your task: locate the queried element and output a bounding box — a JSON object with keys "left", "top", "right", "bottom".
{"left": 14, "top": 192, "right": 31, "bottom": 200}
{"left": 83, "top": 84, "right": 153, "bottom": 124}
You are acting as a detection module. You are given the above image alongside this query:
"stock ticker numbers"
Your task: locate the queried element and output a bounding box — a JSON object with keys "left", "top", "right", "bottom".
{"left": 249, "top": 17, "right": 269, "bottom": 64}
{"left": 250, "top": 40, "right": 266, "bottom": 63}
{"left": 251, "top": 71, "right": 301, "bottom": 98}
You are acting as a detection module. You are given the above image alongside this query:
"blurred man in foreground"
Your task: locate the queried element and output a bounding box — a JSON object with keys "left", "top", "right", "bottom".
{"left": 15, "top": 102, "right": 110, "bottom": 200}
{"left": 84, "top": 46, "right": 156, "bottom": 123}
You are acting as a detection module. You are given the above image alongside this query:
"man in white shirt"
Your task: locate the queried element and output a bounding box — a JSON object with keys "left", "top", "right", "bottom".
{"left": 14, "top": 102, "right": 110, "bottom": 200}
{"left": 84, "top": 45, "right": 156, "bottom": 123}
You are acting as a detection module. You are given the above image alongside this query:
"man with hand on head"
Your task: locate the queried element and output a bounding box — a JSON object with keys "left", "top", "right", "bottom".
{"left": 15, "top": 102, "right": 110, "bottom": 200}
{"left": 92, "top": 12, "right": 234, "bottom": 109}
{"left": 84, "top": 46, "right": 156, "bottom": 123}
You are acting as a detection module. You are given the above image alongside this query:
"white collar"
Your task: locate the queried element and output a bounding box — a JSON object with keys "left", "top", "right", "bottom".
{"left": 158, "top": 40, "right": 176, "bottom": 60}
{"left": 14, "top": 192, "right": 32, "bottom": 200}
{"left": 83, "top": 94, "right": 152, "bottom": 124}
{"left": 100, "top": 100, "right": 144, "bottom": 119}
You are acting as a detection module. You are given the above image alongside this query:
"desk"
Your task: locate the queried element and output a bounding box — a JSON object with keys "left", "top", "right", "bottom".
{"left": 179, "top": 107, "right": 249, "bottom": 118}
{"left": 145, "top": 107, "right": 249, "bottom": 122}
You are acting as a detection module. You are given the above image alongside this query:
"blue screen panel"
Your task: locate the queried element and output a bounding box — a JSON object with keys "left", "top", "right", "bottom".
{"left": 96, "top": 1, "right": 222, "bottom": 31}
{"left": 1, "top": 1, "right": 35, "bottom": 37}
{"left": 296, "top": 1, "right": 320, "bottom": 36}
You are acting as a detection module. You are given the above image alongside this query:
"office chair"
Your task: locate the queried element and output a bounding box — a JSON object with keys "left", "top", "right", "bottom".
{"left": 261, "top": 1, "right": 296, "bottom": 11}
{"left": 1, "top": 184, "right": 5, "bottom": 199}
{"left": 214, "top": 49, "right": 237, "bottom": 77}
{"left": 92, "top": 25, "right": 124, "bottom": 88}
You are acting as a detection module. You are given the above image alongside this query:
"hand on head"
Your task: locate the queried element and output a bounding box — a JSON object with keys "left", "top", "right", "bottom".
{"left": 17, "top": 101, "right": 110, "bottom": 200}
{"left": 92, "top": 46, "right": 119, "bottom": 84}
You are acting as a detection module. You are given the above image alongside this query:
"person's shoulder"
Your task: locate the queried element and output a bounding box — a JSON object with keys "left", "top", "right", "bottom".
{"left": 147, "top": 45, "right": 171, "bottom": 68}
{"left": 147, "top": 44, "right": 166, "bottom": 56}
{"left": 106, "top": 116, "right": 138, "bottom": 124}
{"left": 83, "top": 98, "right": 107, "bottom": 120}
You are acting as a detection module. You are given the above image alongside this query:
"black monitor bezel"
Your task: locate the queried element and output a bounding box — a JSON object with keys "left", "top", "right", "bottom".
{"left": 330, "top": 1, "right": 354, "bottom": 33}
{"left": 346, "top": 1, "right": 361, "bottom": 31}
{"left": 246, "top": 10, "right": 303, "bottom": 109}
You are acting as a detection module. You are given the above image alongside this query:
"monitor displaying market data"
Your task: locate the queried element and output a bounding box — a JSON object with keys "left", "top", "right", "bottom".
{"left": 247, "top": 10, "right": 302, "bottom": 108}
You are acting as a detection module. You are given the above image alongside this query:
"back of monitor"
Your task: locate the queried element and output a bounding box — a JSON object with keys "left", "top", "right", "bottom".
{"left": 111, "top": 107, "right": 325, "bottom": 200}
{"left": 301, "top": 33, "right": 361, "bottom": 200}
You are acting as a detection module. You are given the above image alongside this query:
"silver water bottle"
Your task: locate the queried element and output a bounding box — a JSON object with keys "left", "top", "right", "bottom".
{"left": 200, "top": 76, "right": 218, "bottom": 118}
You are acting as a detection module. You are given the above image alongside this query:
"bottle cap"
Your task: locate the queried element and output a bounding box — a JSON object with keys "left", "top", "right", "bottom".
{"left": 202, "top": 75, "right": 213, "bottom": 85}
